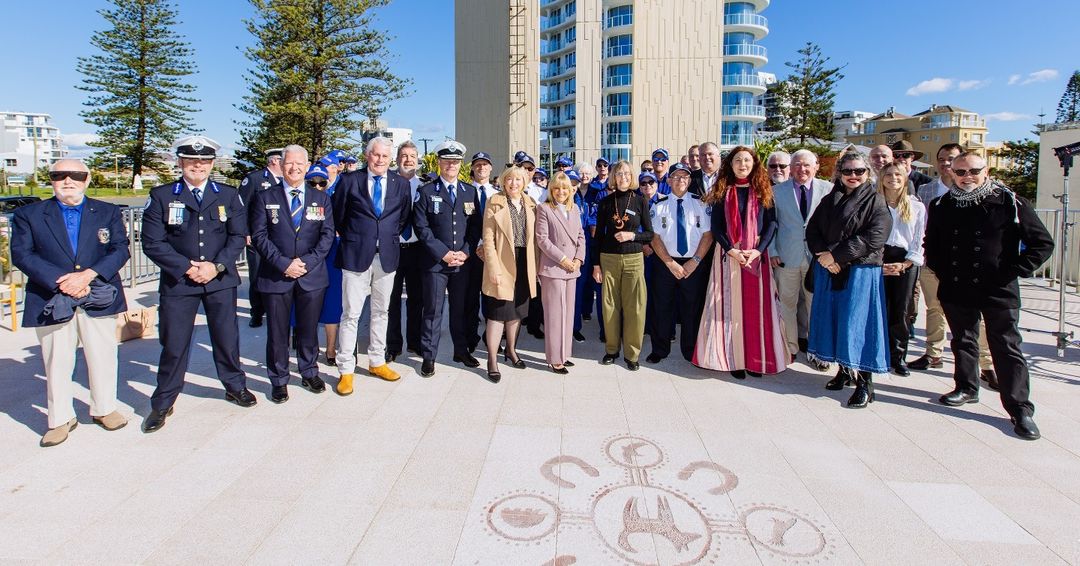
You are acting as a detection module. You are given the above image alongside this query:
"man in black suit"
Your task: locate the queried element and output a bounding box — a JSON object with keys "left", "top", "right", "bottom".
{"left": 689, "top": 142, "right": 721, "bottom": 197}
{"left": 239, "top": 147, "right": 283, "bottom": 328}
{"left": 141, "top": 135, "right": 254, "bottom": 432}
{"left": 386, "top": 140, "right": 424, "bottom": 362}
{"left": 331, "top": 136, "right": 412, "bottom": 394}
{"left": 412, "top": 140, "right": 483, "bottom": 377}
{"left": 249, "top": 145, "right": 335, "bottom": 403}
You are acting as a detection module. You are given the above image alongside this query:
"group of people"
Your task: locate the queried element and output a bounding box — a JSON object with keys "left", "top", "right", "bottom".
{"left": 11, "top": 134, "right": 1053, "bottom": 447}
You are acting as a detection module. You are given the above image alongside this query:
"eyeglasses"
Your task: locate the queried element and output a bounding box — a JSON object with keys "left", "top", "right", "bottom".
{"left": 768, "top": 163, "right": 789, "bottom": 170}
{"left": 951, "top": 167, "right": 984, "bottom": 177}
{"left": 308, "top": 179, "right": 328, "bottom": 188}
{"left": 532, "top": 176, "right": 546, "bottom": 182}
{"left": 49, "top": 171, "right": 89, "bottom": 182}
{"left": 652, "top": 157, "right": 668, "bottom": 162}
{"left": 894, "top": 152, "right": 915, "bottom": 160}
{"left": 840, "top": 168, "right": 868, "bottom": 176}
{"left": 640, "top": 180, "right": 656, "bottom": 185}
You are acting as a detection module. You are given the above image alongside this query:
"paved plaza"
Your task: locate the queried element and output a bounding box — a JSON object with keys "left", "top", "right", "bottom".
{"left": 0, "top": 279, "right": 1078, "bottom": 565}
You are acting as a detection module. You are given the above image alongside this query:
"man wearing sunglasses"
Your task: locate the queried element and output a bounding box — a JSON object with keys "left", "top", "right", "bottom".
{"left": 11, "top": 160, "right": 131, "bottom": 446}
{"left": 141, "top": 135, "right": 254, "bottom": 433}
{"left": 766, "top": 151, "right": 791, "bottom": 186}
{"left": 239, "top": 148, "right": 283, "bottom": 328}
{"left": 890, "top": 140, "right": 932, "bottom": 192}
{"left": 650, "top": 148, "right": 672, "bottom": 195}
{"left": 924, "top": 152, "right": 1054, "bottom": 440}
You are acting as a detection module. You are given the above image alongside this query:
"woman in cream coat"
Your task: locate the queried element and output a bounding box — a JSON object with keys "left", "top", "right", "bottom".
{"left": 535, "top": 172, "right": 586, "bottom": 373}
{"left": 481, "top": 166, "right": 538, "bottom": 382}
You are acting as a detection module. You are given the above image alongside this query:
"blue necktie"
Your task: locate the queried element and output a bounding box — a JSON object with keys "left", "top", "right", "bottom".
{"left": 373, "top": 175, "right": 383, "bottom": 217}
{"left": 192, "top": 187, "right": 202, "bottom": 205}
{"left": 447, "top": 182, "right": 456, "bottom": 206}
{"left": 479, "top": 187, "right": 487, "bottom": 212}
{"left": 290, "top": 189, "right": 302, "bottom": 231}
{"left": 676, "top": 198, "right": 688, "bottom": 256}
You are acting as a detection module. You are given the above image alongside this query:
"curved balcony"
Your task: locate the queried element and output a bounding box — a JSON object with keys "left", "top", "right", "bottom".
{"left": 722, "top": 43, "right": 767, "bottom": 65}
{"left": 723, "top": 13, "right": 768, "bottom": 39}
{"left": 721, "top": 74, "right": 767, "bottom": 95}
{"left": 719, "top": 132, "right": 755, "bottom": 147}
{"left": 722, "top": 105, "right": 766, "bottom": 120}
{"left": 541, "top": 12, "right": 576, "bottom": 34}
{"left": 723, "top": 0, "right": 770, "bottom": 11}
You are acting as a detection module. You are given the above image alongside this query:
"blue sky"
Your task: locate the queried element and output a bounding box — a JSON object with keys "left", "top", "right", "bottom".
{"left": 2, "top": 1, "right": 1074, "bottom": 159}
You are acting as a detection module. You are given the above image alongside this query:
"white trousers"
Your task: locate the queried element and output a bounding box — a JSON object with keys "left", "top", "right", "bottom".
{"left": 773, "top": 262, "right": 812, "bottom": 354}
{"left": 35, "top": 312, "right": 120, "bottom": 428}
{"left": 338, "top": 258, "right": 396, "bottom": 373}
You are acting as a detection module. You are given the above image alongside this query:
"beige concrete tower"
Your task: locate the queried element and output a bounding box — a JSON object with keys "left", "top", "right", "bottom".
{"left": 455, "top": 0, "right": 541, "bottom": 166}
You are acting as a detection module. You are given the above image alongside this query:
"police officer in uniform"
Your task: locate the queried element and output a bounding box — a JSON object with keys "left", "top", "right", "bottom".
{"left": 412, "top": 140, "right": 483, "bottom": 377}
{"left": 466, "top": 151, "right": 498, "bottom": 352}
{"left": 239, "top": 148, "right": 283, "bottom": 327}
{"left": 141, "top": 136, "right": 254, "bottom": 432}
{"left": 643, "top": 163, "right": 713, "bottom": 362}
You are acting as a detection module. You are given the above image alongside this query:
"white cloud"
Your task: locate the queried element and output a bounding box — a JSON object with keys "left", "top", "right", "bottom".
{"left": 984, "top": 112, "right": 1032, "bottom": 122}
{"left": 1021, "top": 69, "right": 1058, "bottom": 85}
{"left": 1007, "top": 74, "right": 1021, "bottom": 86}
{"left": 906, "top": 78, "right": 954, "bottom": 96}
{"left": 63, "top": 132, "right": 98, "bottom": 149}
{"left": 957, "top": 79, "right": 990, "bottom": 91}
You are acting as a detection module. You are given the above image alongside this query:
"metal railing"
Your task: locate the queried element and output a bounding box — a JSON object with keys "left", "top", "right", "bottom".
{"left": 723, "top": 13, "right": 768, "bottom": 28}
{"left": 1034, "top": 208, "right": 1080, "bottom": 291}
{"left": 122, "top": 208, "right": 162, "bottom": 288}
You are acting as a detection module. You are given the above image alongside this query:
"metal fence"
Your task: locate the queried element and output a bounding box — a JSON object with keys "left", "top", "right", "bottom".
{"left": 1033, "top": 208, "right": 1080, "bottom": 292}
{"left": 122, "top": 207, "right": 162, "bottom": 288}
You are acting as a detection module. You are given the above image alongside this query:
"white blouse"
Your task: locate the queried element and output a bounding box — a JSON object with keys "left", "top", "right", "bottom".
{"left": 886, "top": 200, "right": 927, "bottom": 266}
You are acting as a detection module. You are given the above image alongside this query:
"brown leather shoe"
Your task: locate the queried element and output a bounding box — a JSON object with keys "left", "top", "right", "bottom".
{"left": 41, "top": 418, "right": 78, "bottom": 447}
{"left": 369, "top": 364, "right": 400, "bottom": 382}
{"left": 908, "top": 354, "right": 942, "bottom": 370}
{"left": 92, "top": 411, "right": 128, "bottom": 431}
{"left": 980, "top": 369, "right": 1000, "bottom": 391}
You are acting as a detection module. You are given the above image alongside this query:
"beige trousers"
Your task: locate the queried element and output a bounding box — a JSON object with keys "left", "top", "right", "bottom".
{"left": 773, "top": 262, "right": 812, "bottom": 354}
{"left": 919, "top": 268, "right": 991, "bottom": 368}
{"left": 35, "top": 312, "right": 120, "bottom": 428}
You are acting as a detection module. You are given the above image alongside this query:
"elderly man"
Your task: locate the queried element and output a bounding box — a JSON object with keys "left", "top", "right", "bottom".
{"left": 766, "top": 151, "right": 791, "bottom": 185}
{"left": 240, "top": 147, "right": 283, "bottom": 328}
{"left": 412, "top": 140, "right": 483, "bottom": 377}
{"left": 332, "top": 136, "right": 413, "bottom": 393}
{"left": 142, "top": 136, "right": 253, "bottom": 432}
{"left": 690, "top": 142, "right": 721, "bottom": 197}
{"left": 925, "top": 152, "right": 1053, "bottom": 440}
{"left": 891, "top": 140, "right": 932, "bottom": 190}
{"left": 249, "top": 145, "right": 334, "bottom": 403}
{"left": 386, "top": 141, "right": 425, "bottom": 363}
{"left": 11, "top": 160, "right": 130, "bottom": 446}
{"left": 768, "top": 149, "right": 831, "bottom": 370}
{"left": 868, "top": 145, "right": 893, "bottom": 180}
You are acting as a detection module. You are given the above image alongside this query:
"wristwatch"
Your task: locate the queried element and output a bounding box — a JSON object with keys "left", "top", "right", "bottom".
{"left": 215, "top": 262, "right": 226, "bottom": 274}
{"left": 692, "top": 255, "right": 703, "bottom": 263}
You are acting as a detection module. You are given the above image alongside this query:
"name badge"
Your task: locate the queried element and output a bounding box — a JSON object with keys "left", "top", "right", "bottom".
{"left": 626, "top": 209, "right": 637, "bottom": 216}
{"left": 464, "top": 202, "right": 475, "bottom": 215}
{"left": 167, "top": 202, "right": 185, "bottom": 225}
{"left": 218, "top": 205, "right": 228, "bottom": 222}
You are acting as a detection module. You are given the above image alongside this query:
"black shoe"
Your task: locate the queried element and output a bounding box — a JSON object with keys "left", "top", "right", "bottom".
{"left": 1012, "top": 415, "right": 1040, "bottom": 440}
{"left": 747, "top": 370, "right": 762, "bottom": 378}
{"left": 730, "top": 370, "right": 746, "bottom": 380}
{"left": 892, "top": 361, "right": 911, "bottom": 377}
{"left": 625, "top": 359, "right": 640, "bottom": 371}
{"left": 301, "top": 375, "right": 326, "bottom": 393}
{"left": 564, "top": 360, "right": 575, "bottom": 367}
{"left": 573, "top": 331, "right": 586, "bottom": 343}
{"left": 939, "top": 389, "right": 979, "bottom": 406}
{"left": 825, "top": 367, "right": 854, "bottom": 391}
{"left": 407, "top": 346, "right": 421, "bottom": 355}
{"left": 248, "top": 314, "right": 263, "bottom": 328}
{"left": 790, "top": 354, "right": 797, "bottom": 364}
{"left": 142, "top": 407, "right": 174, "bottom": 433}
{"left": 503, "top": 351, "right": 526, "bottom": 369}
{"left": 807, "top": 353, "right": 830, "bottom": 372}
{"left": 225, "top": 388, "right": 257, "bottom": 407}
{"left": 385, "top": 351, "right": 400, "bottom": 363}
{"left": 645, "top": 353, "right": 665, "bottom": 364}
{"left": 549, "top": 365, "right": 569, "bottom": 374}
{"left": 485, "top": 369, "right": 502, "bottom": 384}
{"left": 420, "top": 359, "right": 436, "bottom": 378}
{"left": 599, "top": 332, "right": 606, "bottom": 342}
{"left": 909, "top": 354, "right": 942, "bottom": 370}
{"left": 601, "top": 353, "right": 618, "bottom": 365}
{"left": 529, "top": 328, "right": 545, "bottom": 339}
{"left": 270, "top": 385, "right": 289, "bottom": 404}
{"left": 326, "top": 355, "right": 336, "bottom": 366}
{"left": 980, "top": 369, "right": 1000, "bottom": 392}
{"left": 582, "top": 313, "right": 592, "bottom": 321}
{"left": 847, "top": 372, "right": 874, "bottom": 408}
{"left": 454, "top": 353, "right": 481, "bottom": 368}
{"left": 798, "top": 337, "right": 808, "bottom": 353}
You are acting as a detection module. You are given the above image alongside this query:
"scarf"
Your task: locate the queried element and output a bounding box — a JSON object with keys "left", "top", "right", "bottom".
{"left": 949, "top": 178, "right": 999, "bottom": 208}
{"left": 724, "top": 179, "right": 759, "bottom": 250}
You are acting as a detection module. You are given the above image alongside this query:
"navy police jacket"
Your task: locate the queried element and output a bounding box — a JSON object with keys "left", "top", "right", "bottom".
{"left": 11, "top": 197, "right": 130, "bottom": 327}
{"left": 412, "top": 177, "right": 482, "bottom": 272}
{"left": 332, "top": 169, "right": 412, "bottom": 273}
{"left": 141, "top": 179, "right": 247, "bottom": 296}
{"left": 249, "top": 184, "right": 335, "bottom": 293}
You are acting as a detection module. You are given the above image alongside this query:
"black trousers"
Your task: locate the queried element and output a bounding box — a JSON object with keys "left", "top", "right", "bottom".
{"left": 884, "top": 266, "right": 919, "bottom": 363}
{"left": 941, "top": 301, "right": 1034, "bottom": 418}
{"left": 245, "top": 246, "right": 264, "bottom": 318}
{"left": 387, "top": 243, "right": 424, "bottom": 354}
{"left": 264, "top": 286, "right": 325, "bottom": 386}
{"left": 648, "top": 255, "right": 709, "bottom": 360}
{"left": 527, "top": 282, "right": 544, "bottom": 333}
{"left": 421, "top": 270, "right": 470, "bottom": 361}
{"left": 151, "top": 287, "right": 246, "bottom": 410}
{"left": 464, "top": 254, "right": 484, "bottom": 348}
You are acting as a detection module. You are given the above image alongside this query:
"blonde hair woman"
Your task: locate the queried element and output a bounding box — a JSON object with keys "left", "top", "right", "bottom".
{"left": 877, "top": 162, "right": 926, "bottom": 377}
{"left": 481, "top": 166, "right": 538, "bottom": 382}
{"left": 535, "top": 172, "right": 586, "bottom": 373}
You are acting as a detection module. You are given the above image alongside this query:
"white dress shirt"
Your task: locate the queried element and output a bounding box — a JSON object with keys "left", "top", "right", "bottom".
{"left": 283, "top": 183, "right": 304, "bottom": 208}
{"left": 400, "top": 174, "right": 421, "bottom": 243}
{"left": 650, "top": 193, "right": 709, "bottom": 258}
{"left": 886, "top": 200, "right": 927, "bottom": 266}
{"left": 367, "top": 172, "right": 388, "bottom": 213}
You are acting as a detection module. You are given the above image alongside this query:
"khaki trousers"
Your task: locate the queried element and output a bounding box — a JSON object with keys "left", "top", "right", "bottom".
{"left": 600, "top": 253, "right": 647, "bottom": 362}
{"left": 919, "top": 268, "right": 991, "bottom": 368}
{"left": 773, "top": 261, "right": 812, "bottom": 354}
{"left": 35, "top": 312, "right": 120, "bottom": 428}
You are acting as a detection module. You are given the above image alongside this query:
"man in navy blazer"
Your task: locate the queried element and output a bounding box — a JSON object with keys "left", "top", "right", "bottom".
{"left": 238, "top": 147, "right": 283, "bottom": 328}
{"left": 412, "top": 140, "right": 484, "bottom": 377}
{"left": 250, "top": 146, "right": 335, "bottom": 403}
{"left": 11, "top": 159, "right": 130, "bottom": 446}
{"left": 330, "top": 136, "right": 412, "bottom": 394}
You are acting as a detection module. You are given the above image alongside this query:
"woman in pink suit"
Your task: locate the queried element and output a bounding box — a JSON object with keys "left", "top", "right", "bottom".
{"left": 535, "top": 172, "right": 587, "bottom": 373}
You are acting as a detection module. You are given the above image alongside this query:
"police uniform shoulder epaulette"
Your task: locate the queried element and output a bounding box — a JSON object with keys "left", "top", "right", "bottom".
{"left": 655, "top": 194, "right": 669, "bottom": 203}
{"left": 690, "top": 193, "right": 702, "bottom": 200}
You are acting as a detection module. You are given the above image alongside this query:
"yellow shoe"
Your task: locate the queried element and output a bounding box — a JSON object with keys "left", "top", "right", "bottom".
{"left": 369, "top": 364, "right": 400, "bottom": 382}
{"left": 41, "top": 417, "right": 77, "bottom": 447}
{"left": 336, "top": 373, "right": 354, "bottom": 396}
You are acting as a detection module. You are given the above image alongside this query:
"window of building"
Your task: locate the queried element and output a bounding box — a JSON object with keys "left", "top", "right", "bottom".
{"left": 3, "top": 159, "right": 16, "bottom": 167}
{"left": 563, "top": 1, "right": 576, "bottom": 18}
{"left": 606, "top": 34, "right": 632, "bottom": 58}
{"left": 564, "top": 26, "right": 575, "bottom": 44}
{"left": 605, "top": 5, "right": 633, "bottom": 28}
{"left": 605, "top": 121, "right": 631, "bottom": 145}
{"left": 605, "top": 92, "right": 631, "bottom": 116}
{"left": 865, "top": 122, "right": 876, "bottom": 134}
{"left": 605, "top": 63, "right": 632, "bottom": 87}
{"left": 972, "top": 133, "right": 983, "bottom": 143}
{"left": 950, "top": 133, "right": 958, "bottom": 141}
{"left": 724, "top": 2, "right": 755, "bottom": 15}
{"left": 933, "top": 134, "right": 940, "bottom": 142}
{"left": 602, "top": 147, "right": 630, "bottom": 163}
{"left": 563, "top": 52, "right": 576, "bottom": 70}
{"left": 563, "top": 77, "right": 576, "bottom": 98}
{"left": 565, "top": 103, "right": 576, "bottom": 122}
{"left": 921, "top": 135, "right": 930, "bottom": 141}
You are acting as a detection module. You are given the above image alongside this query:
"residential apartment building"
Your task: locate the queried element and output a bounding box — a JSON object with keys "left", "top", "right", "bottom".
{"left": 844, "top": 104, "right": 990, "bottom": 178}
{"left": 831, "top": 110, "right": 875, "bottom": 141}
{"left": 0, "top": 111, "right": 69, "bottom": 174}
{"left": 457, "top": 0, "right": 769, "bottom": 169}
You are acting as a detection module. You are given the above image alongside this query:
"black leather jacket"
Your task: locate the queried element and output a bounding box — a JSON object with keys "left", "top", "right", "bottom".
{"left": 806, "top": 181, "right": 892, "bottom": 268}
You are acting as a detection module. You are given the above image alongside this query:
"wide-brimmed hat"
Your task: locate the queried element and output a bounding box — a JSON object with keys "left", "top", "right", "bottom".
{"left": 889, "top": 140, "right": 924, "bottom": 160}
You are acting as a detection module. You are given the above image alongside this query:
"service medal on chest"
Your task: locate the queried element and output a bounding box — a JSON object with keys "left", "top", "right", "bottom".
{"left": 218, "top": 205, "right": 227, "bottom": 222}
{"left": 464, "top": 202, "right": 475, "bottom": 215}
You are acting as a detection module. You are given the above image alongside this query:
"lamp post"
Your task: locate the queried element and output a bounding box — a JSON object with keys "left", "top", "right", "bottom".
{"left": 113, "top": 154, "right": 122, "bottom": 194}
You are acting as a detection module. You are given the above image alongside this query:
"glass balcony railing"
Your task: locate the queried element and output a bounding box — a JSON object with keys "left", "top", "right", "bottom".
{"left": 722, "top": 105, "right": 766, "bottom": 118}
{"left": 723, "top": 13, "right": 767, "bottom": 28}
{"left": 722, "top": 43, "right": 767, "bottom": 59}
{"left": 721, "top": 74, "right": 766, "bottom": 89}
{"left": 604, "top": 105, "right": 632, "bottom": 117}
{"left": 720, "top": 133, "right": 754, "bottom": 146}
{"left": 606, "top": 45, "right": 632, "bottom": 58}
